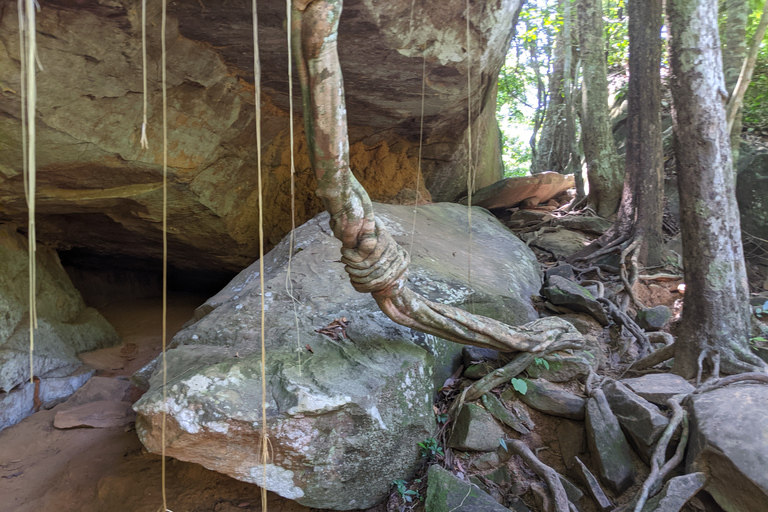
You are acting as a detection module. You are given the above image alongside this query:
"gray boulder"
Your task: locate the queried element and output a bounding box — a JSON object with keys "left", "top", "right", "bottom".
{"left": 133, "top": 203, "right": 542, "bottom": 510}
{"left": 448, "top": 404, "right": 505, "bottom": 452}
{"left": 640, "top": 472, "right": 706, "bottom": 512}
{"left": 425, "top": 465, "right": 510, "bottom": 512}
{"left": 603, "top": 380, "right": 669, "bottom": 463}
{"left": 635, "top": 306, "right": 672, "bottom": 331}
{"left": 687, "top": 384, "right": 768, "bottom": 511}
{"left": 542, "top": 276, "right": 610, "bottom": 326}
{"left": 621, "top": 374, "right": 694, "bottom": 406}
{"left": 515, "top": 378, "right": 586, "bottom": 420}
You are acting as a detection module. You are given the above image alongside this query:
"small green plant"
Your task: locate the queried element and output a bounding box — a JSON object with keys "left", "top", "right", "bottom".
{"left": 750, "top": 336, "right": 767, "bottom": 346}
{"left": 436, "top": 412, "right": 449, "bottom": 424}
{"left": 534, "top": 357, "right": 550, "bottom": 370}
{"left": 418, "top": 437, "right": 444, "bottom": 459}
{"left": 393, "top": 479, "right": 420, "bottom": 503}
{"left": 511, "top": 377, "right": 528, "bottom": 395}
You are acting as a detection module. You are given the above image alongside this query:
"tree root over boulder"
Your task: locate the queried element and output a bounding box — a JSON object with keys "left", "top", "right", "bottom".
{"left": 293, "top": 0, "right": 585, "bottom": 355}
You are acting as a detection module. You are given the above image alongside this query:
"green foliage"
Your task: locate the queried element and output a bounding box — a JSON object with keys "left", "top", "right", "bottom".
{"left": 418, "top": 437, "right": 444, "bottom": 459}
{"left": 753, "top": 300, "right": 768, "bottom": 318}
{"left": 392, "top": 479, "right": 421, "bottom": 503}
{"left": 603, "top": 0, "right": 629, "bottom": 71}
{"left": 511, "top": 377, "right": 528, "bottom": 395}
{"left": 436, "top": 412, "right": 449, "bottom": 424}
{"left": 534, "top": 357, "right": 550, "bottom": 370}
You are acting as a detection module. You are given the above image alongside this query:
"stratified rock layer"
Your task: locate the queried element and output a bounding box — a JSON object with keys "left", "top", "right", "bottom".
{"left": 0, "top": 0, "right": 523, "bottom": 271}
{"left": 133, "top": 203, "right": 541, "bottom": 510}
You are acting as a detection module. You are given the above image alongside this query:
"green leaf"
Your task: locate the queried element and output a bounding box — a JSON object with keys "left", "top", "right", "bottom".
{"left": 534, "top": 357, "right": 550, "bottom": 370}
{"left": 511, "top": 377, "right": 528, "bottom": 395}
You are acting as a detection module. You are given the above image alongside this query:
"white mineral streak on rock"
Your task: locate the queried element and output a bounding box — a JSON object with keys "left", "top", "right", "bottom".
{"left": 246, "top": 464, "right": 305, "bottom": 500}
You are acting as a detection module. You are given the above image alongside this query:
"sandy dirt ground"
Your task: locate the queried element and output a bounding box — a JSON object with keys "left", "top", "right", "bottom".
{"left": 0, "top": 294, "right": 317, "bottom": 512}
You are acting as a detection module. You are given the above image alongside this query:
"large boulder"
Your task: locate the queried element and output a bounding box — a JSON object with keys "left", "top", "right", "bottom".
{"left": 0, "top": 226, "right": 118, "bottom": 385}
{"left": 737, "top": 151, "right": 768, "bottom": 250}
{"left": 133, "top": 203, "right": 542, "bottom": 510}
{"left": 0, "top": 0, "right": 522, "bottom": 273}
{"left": 0, "top": 226, "right": 118, "bottom": 429}
{"left": 686, "top": 384, "right": 768, "bottom": 511}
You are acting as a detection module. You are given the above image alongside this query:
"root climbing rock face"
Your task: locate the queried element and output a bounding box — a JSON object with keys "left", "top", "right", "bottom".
{"left": 294, "top": 0, "right": 585, "bottom": 354}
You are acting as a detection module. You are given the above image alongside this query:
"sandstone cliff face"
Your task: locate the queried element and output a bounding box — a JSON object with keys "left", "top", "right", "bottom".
{"left": 0, "top": 0, "right": 520, "bottom": 272}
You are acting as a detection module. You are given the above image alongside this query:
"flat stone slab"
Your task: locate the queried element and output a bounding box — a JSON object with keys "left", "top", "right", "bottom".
{"left": 481, "top": 393, "right": 530, "bottom": 435}
{"left": 0, "top": 382, "right": 35, "bottom": 431}
{"left": 54, "top": 400, "right": 135, "bottom": 429}
{"left": 641, "top": 472, "right": 706, "bottom": 512}
{"left": 585, "top": 389, "right": 635, "bottom": 495}
{"left": 687, "top": 385, "right": 768, "bottom": 511}
{"left": 448, "top": 403, "right": 505, "bottom": 452}
{"left": 466, "top": 172, "right": 575, "bottom": 210}
{"left": 516, "top": 378, "right": 586, "bottom": 420}
{"left": 425, "top": 465, "right": 510, "bottom": 512}
{"left": 621, "top": 374, "right": 694, "bottom": 406}
{"left": 59, "top": 376, "right": 131, "bottom": 409}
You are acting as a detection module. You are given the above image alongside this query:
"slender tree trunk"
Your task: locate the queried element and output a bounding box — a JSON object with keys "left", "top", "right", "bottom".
{"left": 535, "top": 7, "right": 569, "bottom": 175}
{"left": 667, "top": 0, "right": 768, "bottom": 378}
{"left": 726, "top": 0, "right": 768, "bottom": 136}
{"left": 578, "top": 0, "right": 624, "bottom": 217}
{"left": 722, "top": 0, "right": 748, "bottom": 165}
{"left": 622, "top": 0, "right": 664, "bottom": 266}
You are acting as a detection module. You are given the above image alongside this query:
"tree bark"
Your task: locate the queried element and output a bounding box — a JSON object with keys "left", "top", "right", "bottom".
{"left": 535, "top": 6, "right": 570, "bottom": 175}
{"left": 291, "top": 0, "right": 583, "bottom": 356}
{"left": 722, "top": 0, "right": 748, "bottom": 164}
{"left": 666, "top": 0, "right": 768, "bottom": 378}
{"left": 578, "top": 0, "right": 624, "bottom": 217}
{"left": 622, "top": 0, "right": 664, "bottom": 266}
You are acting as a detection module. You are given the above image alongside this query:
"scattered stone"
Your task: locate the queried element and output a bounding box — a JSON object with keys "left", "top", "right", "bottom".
{"left": 465, "top": 362, "right": 498, "bottom": 379}
{"left": 640, "top": 472, "right": 706, "bottom": 512}
{"left": 573, "top": 456, "right": 613, "bottom": 512}
{"left": 525, "top": 351, "right": 595, "bottom": 382}
{"left": 515, "top": 378, "right": 586, "bottom": 420}
{"left": 471, "top": 446, "right": 512, "bottom": 471}
{"left": 635, "top": 305, "right": 672, "bottom": 331}
{"left": 485, "top": 466, "right": 511, "bottom": 487}
{"left": 603, "top": 380, "right": 669, "bottom": 462}
{"left": 38, "top": 370, "right": 95, "bottom": 409}
{"left": 542, "top": 276, "right": 610, "bottom": 326}
{"left": 469, "top": 476, "right": 505, "bottom": 505}
{"left": 559, "top": 474, "right": 585, "bottom": 504}
{"left": 425, "top": 465, "right": 510, "bottom": 512}
{"left": 621, "top": 374, "right": 694, "bottom": 406}
{"left": 557, "top": 419, "right": 587, "bottom": 469}
{"left": 501, "top": 388, "right": 536, "bottom": 431}
{"left": 0, "top": 383, "right": 35, "bottom": 431}
{"left": 54, "top": 400, "right": 135, "bottom": 429}
{"left": 555, "top": 215, "right": 613, "bottom": 235}
{"left": 507, "top": 495, "right": 533, "bottom": 512}
{"left": 507, "top": 209, "right": 552, "bottom": 225}
{"left": 61, "top": 376, "right": 131, "bottom": 409}
{"left": 585, "top": 389, "right": 635, "bottom": 494}
{"left": 529, "top": 230, "right": 593, "bottom": 260}
{"left": 482, "top": 394, "right": 531, "bottom": 435}
{"left": 462, "top": 346, "right": 501, "bottom": 368}
{"left": 545, "top": 264, "right": 575, "bottom": 283}
{"left": 448, "top": 404, "right": 506, "bottom": 452}
{"left": 687, "top": 384, "right": 768, "bottom": 511}
{"left": 466, "top": 172, "right": 575, "bottom": 210}
{"left": 558, "top": 313, "right": 604, "bottom": 336}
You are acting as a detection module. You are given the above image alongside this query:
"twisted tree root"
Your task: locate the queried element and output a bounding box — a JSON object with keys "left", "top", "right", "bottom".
{"left": 507, "top": 439, "right": 572, "bottom": 512}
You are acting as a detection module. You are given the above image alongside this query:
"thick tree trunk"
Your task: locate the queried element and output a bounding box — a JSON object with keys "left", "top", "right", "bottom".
{"left": 667, "top": 0, "right": 768, "bottom": 378}
{"left": 622, "top": 0, "right": 664, "bottom": 266}
{"left": 578, "top": 0, "right": 623, "bottom": 217}
{"left": 722, "top": 0, "right": 748, "bottom": 164}
{"left": 291, "top": 0, "right": 583, "bottom": 356}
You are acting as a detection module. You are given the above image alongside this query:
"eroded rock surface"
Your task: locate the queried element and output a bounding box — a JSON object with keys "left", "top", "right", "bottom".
{"left": 0, "top": 0, "right": 522, "bottom": 272}
{"left": 133, "top": 203, "right": 541, "bottom": 510}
